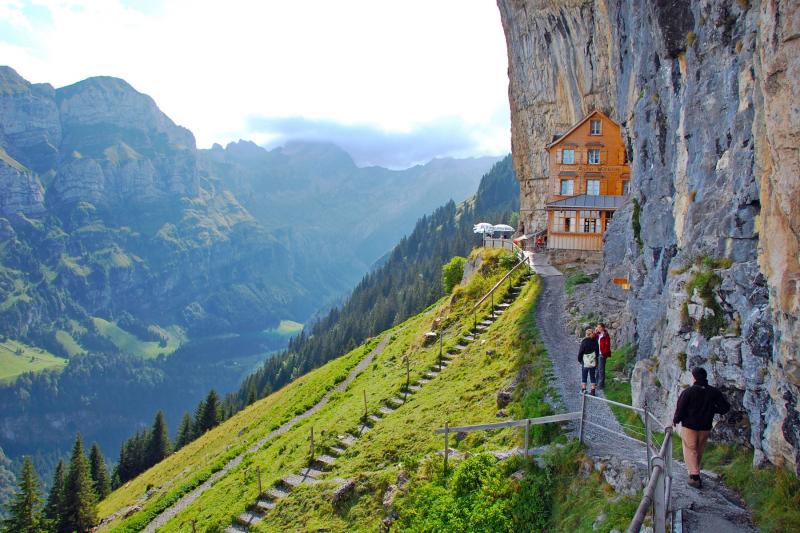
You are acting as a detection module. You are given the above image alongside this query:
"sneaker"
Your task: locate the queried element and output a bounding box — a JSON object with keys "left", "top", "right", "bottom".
{"left": 590, "top": 389, "right": 596, "bottom": 396}
{"left": 581, "top": 389, "right": 586, "bottom": 394}
{"left": 688, "top": 475, "right": 702, "bottom": 489}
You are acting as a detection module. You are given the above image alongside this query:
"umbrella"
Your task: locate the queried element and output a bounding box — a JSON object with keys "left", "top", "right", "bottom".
{"left": 473, "top": 222, "right": 494, "bottom": 234}
{"left": 493, "top": 224, "right": 515, "bottom": 233}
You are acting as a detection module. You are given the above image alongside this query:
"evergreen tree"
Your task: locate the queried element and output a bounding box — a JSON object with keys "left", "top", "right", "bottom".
{"left": 63, "top": 434, "right": 97, "bottom": 532}
{"left": 146, "top": 410, "right": 172, "bottom": 466}
{"left": 174, "top": 411, "right": 194, "bottom": 451}
{"left": 43, "top": 459, "right": 65, "bottom": 533}
{"left": 88, "top": 442, "right": 111, "bottom": 500}
{"left": 198, "top": 390, "right": 221, "bottom": 434}
{"left": 2, "top": 457, "right": 43, "bottom": 533}
{"left": 192, "top": 398, "right": 206, "bottom": 438}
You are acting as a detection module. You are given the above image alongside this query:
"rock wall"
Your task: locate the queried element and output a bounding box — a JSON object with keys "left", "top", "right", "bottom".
{"left": 499, "top": 0, "right": 800, "bottom": 473}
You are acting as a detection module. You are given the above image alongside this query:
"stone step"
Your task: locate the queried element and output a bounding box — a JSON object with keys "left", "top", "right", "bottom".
{"left": 408, "top": 384, "right": 422, "bottom": 392}
{"left": 255, "top": 499, "right": 275, "bottom": 512}
{"left": 475, "top": 324, "right": 488, "bottom": 330}
{"left": 225, "top": 525, "right": 248, "bottom": 533}
{"left": 463, "top": 335, "right": 475, "bottom": 341}
{"left": 424, "top": 370, "right": 438, "bottom": 378}
{"left": 338, "top": 434, "right": 357, "bottom": 447}
{"left": 282, "top": 473, "right": 318, "bottom": 487}
{"left": 453, "top": 344, "right": 468, "bottom": 350}
{"left": 299, "top": 466, "right": 325, "bottom": 479}
{"left": 235, "top": 511, "right": 263, "bottom": 526}
{"left": 417, "top": 378, "right": 431, "bottom": 385}
{"left": 388, "top": 396, "right": 406, "bottom": 407}
{"left": 329, "top": 445, "right": 346, "bottom": 456}
{"left": 369, "top": 414, "right": 382, "bottom": 423}
{"left": 354, "top": 424, "right": 371, "bottom": 435}
{"left": 315, "top": 454, "right": 338, "bottom": 468}
{"left": 480, "top": 320, "right": 494, "bottom": 326}
{"left": 266, "top": 486, "right": 290, "bottom": 500}
{"left": 378, "top": 406, "right": 394, "bottom": 415}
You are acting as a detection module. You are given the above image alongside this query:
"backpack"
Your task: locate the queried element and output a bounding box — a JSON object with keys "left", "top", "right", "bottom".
{"left": 583, "top": 352, "right": 597, "bottom": 368}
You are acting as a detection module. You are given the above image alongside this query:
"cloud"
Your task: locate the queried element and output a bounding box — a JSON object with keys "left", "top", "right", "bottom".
{"left": 246, "top": 115, "right": 507, "bottom": 169}
{"left": 2, "top": 0, "right": 511, "bottom": 163}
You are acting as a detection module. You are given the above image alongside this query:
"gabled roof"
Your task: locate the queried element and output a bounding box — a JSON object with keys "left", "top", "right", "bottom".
{"left": 546, "top": 110, "right": 620, "bottom": 150}
{"left": 545, "top": 194, "right": 626, "bottom": 210}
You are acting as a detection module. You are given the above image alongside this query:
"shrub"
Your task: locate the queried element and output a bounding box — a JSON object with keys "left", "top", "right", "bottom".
{"left": 631, "top": 199, "right": 643, "bottom": 250}
{"left": 442, "top": 256, "right": 467, "bottom": 294}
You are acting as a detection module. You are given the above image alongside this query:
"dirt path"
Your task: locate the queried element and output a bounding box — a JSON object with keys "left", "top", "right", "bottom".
{"left": 534, "top": 267, "right": 756, "bottom": 532}
{"left": 142, "top": 330, "right": 396, "bottom": 532}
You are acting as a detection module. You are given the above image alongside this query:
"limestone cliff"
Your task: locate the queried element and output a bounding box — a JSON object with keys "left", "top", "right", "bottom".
{"left": 499, "top": 0, "right": 800, "bottom": 473}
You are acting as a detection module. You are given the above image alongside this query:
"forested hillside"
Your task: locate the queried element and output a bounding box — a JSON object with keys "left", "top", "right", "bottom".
{"left": 228, "top": 156, "right": 518, "bottom": 409}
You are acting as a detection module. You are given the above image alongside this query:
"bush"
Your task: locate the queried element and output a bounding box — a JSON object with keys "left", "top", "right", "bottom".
{"left": 442, "top": 256, "right": 467, "bottom": 294}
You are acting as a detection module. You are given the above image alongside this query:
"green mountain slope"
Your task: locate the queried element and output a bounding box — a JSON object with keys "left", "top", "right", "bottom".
{"left": 97, "top": 248, "right": 537, "bottom": 531}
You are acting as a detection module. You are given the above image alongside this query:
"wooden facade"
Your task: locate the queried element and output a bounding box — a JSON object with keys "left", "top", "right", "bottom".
{"left": 544, "top": 111, "right": 630, "bottom": 251}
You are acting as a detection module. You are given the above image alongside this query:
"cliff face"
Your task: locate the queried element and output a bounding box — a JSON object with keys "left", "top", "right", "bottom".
{"left": 499, "top": 0, "right": 800, "bottom": 473}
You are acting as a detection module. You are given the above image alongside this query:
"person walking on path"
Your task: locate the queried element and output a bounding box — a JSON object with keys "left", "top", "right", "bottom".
{"left": 578, "top": 328, "right": 600, "bottom": 395}
{"left": 671, "top": 367, "right": 731, "bottom": 488}
{"left": 595, "top": 323, "right": 611, "bottom": 389}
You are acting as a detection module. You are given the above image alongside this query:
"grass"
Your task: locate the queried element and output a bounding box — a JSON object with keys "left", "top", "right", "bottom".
{"left": 102, "top": 251, "right": 531, "bottom": 531}
{"left": 0, "top": 339, "right": 67, "bottom": 383}
{"left": 564, "top": 270, "right": 593, "bottom": 295}
{"left": 55, "top": 330, "right": 85, "bottom": 357}
{"left": 91, "top": 318, "right": 183, "bottom": 359}
{"left": 98, "top": 337, "right": 373, "bottom": 530}
{"left": 700, "top": 444, "right": 800, "bottom": 532}
{"left": 273, "top": 320, "right": 304, "bottom": 336}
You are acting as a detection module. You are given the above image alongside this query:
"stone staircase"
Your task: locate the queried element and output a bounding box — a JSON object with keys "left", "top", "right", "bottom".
{"left": 223, "top": 271, "right": 532, "bottom": 532}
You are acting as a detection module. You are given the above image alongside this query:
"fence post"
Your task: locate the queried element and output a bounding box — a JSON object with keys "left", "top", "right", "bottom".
{"left": 578, "top": 392, "right": 587, "bottom": 443}
{"left": 439, "top": 330, "right": 443, "bottom": 369}
{"left": 257, "top": 465, "right": 262, "bottom": 495}
{"left": 310, "top": 427, "right": 314, "bottom": 464}
{"left": 644, "top": 402, "right": 652, "bottom": 474}
{"left": 653, "top": 459, "right": 666, "bottom": 533}
{"left": 444, "top": 421, "right": 449, "bottom": 477}
{"left": 524, "top": 419, "right": 530, "bottom": 459}
{"left": 363, "top": 389, "right": 368, "bottom": 424}
{"left": 405, "top": 356, "right": 410, "bottom": 397}
{"left": 491, "top": 291, "right": 494, "bottom": 318}
{"left": 191, "top": 518, "right": 197, "bottom": 533}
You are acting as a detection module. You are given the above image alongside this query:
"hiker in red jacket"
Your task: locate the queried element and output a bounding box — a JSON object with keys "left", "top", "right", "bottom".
{"left": 671, "top": 367, "right": 730, "bottom": 488}
{"left": 595, "top": 323, "right": 611, "bottom": 389}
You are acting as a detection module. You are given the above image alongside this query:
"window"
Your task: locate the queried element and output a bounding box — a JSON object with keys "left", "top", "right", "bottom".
{"left": 553, "top": 210, "right": 576, "bottom": 233}
{"left": 560, "top": 179, "right": 574, "bottom": 195}
{"left": 583, "top": 218, "right": 598, "bottom": 233}
{"left": 562, "top": 149, "right": 575, "bottom": 164}
{"left": 622, "top": 180, "right": 630, "bottom": 195}
{"left": 588, "top": 149, "right": 601, "bottom": 164}
{"left": 586, "top": 179, "right": 600, "bottom": 195}
{"left": 590, "top": 119, "right": 602, "bottom": 135}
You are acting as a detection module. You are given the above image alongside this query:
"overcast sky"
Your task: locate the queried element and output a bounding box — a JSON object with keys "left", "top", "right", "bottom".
{"left": 0, "top": 0, "right": 511, "bottom": 168}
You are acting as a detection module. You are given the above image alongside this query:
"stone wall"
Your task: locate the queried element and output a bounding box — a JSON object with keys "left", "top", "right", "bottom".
{"left": 498, "top": 0, "right": 800, "bottom": 473}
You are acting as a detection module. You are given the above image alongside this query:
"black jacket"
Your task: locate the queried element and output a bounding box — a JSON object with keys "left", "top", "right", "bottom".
{"left": 673, "top": 380, "right": 730, "bottom": 431}
{"left": 577, "top": 337, "right": 599, "bottom": 366}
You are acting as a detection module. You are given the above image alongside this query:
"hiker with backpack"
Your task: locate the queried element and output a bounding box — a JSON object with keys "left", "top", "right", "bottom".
{"left": 670, "top": 367, "right": 731, "bottom": 488}
{"left": 595, "top": 323, "right": 611, "bottom": 389}
{"left": 578, "top": 328, "right": 600, "bottom": 395}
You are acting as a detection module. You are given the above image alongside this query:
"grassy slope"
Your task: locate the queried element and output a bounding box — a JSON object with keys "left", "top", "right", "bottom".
{"left": 0, "top": 339, "right": 67, "bottom": 383}
{"left": 98, "top": 338, "right": 376, "bottom": 529}
{"left": 152, "top": 252, "right": 529, "bottom": 531}
{"left": 91, "top": 318, "right": 184, "bottom": 359}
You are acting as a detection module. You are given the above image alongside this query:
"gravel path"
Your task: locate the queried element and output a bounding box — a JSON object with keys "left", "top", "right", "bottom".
{"left": 142, "top": 330, "right": 396, "bottom": 532}
{"left": 533, "top": 266, "right": 756, "bottom": 532}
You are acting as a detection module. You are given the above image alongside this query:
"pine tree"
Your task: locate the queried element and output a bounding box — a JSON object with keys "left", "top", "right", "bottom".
{"left": 192, "top": 398, "right": 206, "bottom": 438}
{"left": 146, "top": 410, "right": 172, "bottom": 467}
{"left": 88, "top": 442, "right": 111, "bottom": 500}
{"left": 174, "top": 411, "right": 194, "bottom": 451}
{"left": 63, "top": 433, "right": 97, "bottom": 532}
{"left": 198, "top": 390, "right": 221, "bottom": 434}
{"left": 43, "top": 459, "right": 65, "bottom": 533}
{"left": 2, "top": 456, "right": 43, "bottom": 533}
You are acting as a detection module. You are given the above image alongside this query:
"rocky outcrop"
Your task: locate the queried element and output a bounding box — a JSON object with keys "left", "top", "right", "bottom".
{"left": 499, "top": 0, "right": 800, "bottom": 473}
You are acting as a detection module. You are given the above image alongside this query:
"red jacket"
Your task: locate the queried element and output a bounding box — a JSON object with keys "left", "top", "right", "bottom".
{"left": 598, "top": 331, "right": 611, "bottom": 356}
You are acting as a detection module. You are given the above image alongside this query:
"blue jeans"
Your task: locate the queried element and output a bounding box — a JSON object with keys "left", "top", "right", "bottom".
{"left": 581, "top": 366, "right": 597, "bottom": 386}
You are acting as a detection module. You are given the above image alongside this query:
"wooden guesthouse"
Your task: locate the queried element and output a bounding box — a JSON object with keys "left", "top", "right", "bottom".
{"left": 544, "top": 110, "right": 630, "bottom": 251}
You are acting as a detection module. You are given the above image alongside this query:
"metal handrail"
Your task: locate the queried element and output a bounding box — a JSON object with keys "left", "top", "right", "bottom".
{"left": 472, "top": 258, "right": 528, "bottom": 310}
{"left": 628, "top": 426, "right": 673, "bottom": 533}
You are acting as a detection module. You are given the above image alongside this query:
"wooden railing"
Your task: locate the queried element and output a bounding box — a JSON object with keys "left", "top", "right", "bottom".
{"left": 471, "top": 257, "right": 529, "bottom": 331}
{"left": 435, "top": 393, "right": 675, "bottom": 532}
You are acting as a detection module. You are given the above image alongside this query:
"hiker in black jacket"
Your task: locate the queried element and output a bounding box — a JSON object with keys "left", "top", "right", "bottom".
{"left": 577, "top": 329, "right": 600, "bottom": 396}
{"left": 671, "top": 367, "right": 730, "bottom": 488}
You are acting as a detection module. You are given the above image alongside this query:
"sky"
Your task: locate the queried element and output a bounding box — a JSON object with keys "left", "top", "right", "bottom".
{"left": 0, "top": 0, "right": 511, "bottom": 168}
